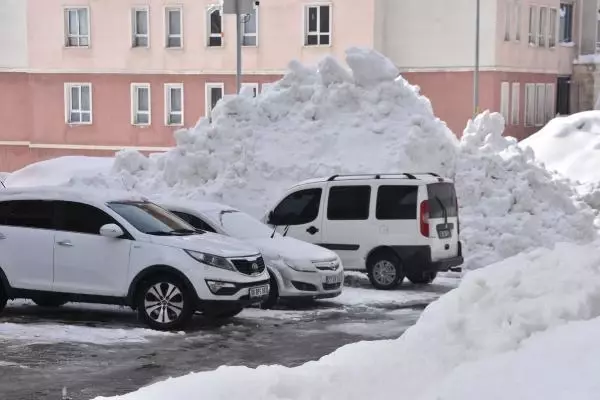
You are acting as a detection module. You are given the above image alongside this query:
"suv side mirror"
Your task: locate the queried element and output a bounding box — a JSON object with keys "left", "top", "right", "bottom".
{"left": 100, "top": 223, "right": 124, "bottom": 238}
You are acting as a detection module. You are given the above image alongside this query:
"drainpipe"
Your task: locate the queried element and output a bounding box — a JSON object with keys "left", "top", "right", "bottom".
{"left": 473, "top": 0, "right": 481, "bottom": 116}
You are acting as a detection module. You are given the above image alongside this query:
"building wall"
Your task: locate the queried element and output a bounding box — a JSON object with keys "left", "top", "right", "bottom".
{"left": 0, "top": 0, "right": 28, "bottom": 69}
{"left": 579, "top": 0, "right": 597, "bottom": 55}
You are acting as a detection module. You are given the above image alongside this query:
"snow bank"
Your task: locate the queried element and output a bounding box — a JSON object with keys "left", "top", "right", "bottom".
{"left": 93, "top": 241, "right": 600, "bottom": 400}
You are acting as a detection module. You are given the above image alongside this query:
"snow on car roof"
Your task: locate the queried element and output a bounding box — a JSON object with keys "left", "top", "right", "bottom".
{"left": 154, "top": 197, "right": 237, "bottom": 214}
{"left": 0, "top": 186, "right": 148, "bottom": 205}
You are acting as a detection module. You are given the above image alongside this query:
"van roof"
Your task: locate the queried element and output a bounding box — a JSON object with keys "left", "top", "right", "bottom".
{"left": 292, "top": 173, "right": 452, "bottom": 189}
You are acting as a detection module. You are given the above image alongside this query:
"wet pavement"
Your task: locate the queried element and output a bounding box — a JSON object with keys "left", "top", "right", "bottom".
{"left": 0, "top": 279, "right": 456, "bottom": 400}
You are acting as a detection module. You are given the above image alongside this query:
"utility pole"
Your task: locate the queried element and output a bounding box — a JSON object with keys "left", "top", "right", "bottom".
{"left": 473, "top": 0, "right": 480, "bottom": 116}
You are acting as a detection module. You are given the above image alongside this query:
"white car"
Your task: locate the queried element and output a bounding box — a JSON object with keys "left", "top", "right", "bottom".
{"left": 0, "top": 187, "right": 270, "bottom": 330}
{"left": 157, "top": 200, "right": 344, "bottom": 308}
{"left": 263, "top": 173, "right": 464, "bottom": 290}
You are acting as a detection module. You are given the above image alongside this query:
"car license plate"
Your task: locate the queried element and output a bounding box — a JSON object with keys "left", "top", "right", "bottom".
{"left": 438, "top": 229, "right": 452, "bottom": 239}
{"left": 249, "top": 285, "right": 269, "bottom": 298}
{"left": 324, "top": 273, "right": 343, "bottom": 284}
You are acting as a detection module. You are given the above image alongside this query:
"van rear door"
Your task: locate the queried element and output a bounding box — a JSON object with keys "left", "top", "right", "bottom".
{"left": 426, "top": 182, "right": 459, "bottom": 261}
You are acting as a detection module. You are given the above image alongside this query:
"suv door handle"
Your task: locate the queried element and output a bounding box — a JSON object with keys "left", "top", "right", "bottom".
{"left": 306, "top": 226, "right": 319, "bottom": 235}
{"left": 57, "top": 240, "right": 73, "bottom": 247}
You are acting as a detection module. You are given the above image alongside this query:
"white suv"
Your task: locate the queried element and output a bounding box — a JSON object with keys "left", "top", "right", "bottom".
{"left": 156, "top": 200, "right": 344, "bottom": 308}
{"left": 0, "top": 187, "right": 270, "bottom": 330}
{"left": 263, "top": 173, "right": 464, "bottom": 290}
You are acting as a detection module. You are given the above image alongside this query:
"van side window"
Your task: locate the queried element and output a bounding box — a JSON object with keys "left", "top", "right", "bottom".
{"left": 273, "top": 188, "right": 322, "bottom": 225}
{"left": 376, "top": 186, "right": 418, "bottom": 220}
{"left": 327, "top": 186, "right": 371, "bottom": 220}
{"left": 55, "top": 201, "right": 120, "bottom": 235}
{"left": 171, "top": 211, "right": 217, "bottom": 233}
{"left": 0, "top": 200, "right": 55, "bottom": 230}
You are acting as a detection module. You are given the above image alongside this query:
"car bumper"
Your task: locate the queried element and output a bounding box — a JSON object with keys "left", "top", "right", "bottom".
{"left": 275, "top": 268, "right": 344, "bottom": 300}
{"left": 390, "top": 241, "right": 464, "bottom": 274}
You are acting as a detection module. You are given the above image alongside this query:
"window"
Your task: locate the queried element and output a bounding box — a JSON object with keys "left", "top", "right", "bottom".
{"left": 504, "top": 1, "right": 511, "bottom": 41}
{"left": 559, "top": 3, "right": 573, "bottom": 43}
{"left": 208, "top": 7, "right": 222, "bottom": 47}
{"left": 132, "top": 8, "right": 149, "bottom": 48}
{"left": 305, "top": 5, "right": 331, "bottom": 46}
{"left": 548, "top": 8, "right": 557, "bottom": 48}
{"left": 55, "top": 201, "right": 119, "bottom": 235}
{"left": 65, "top": 83, "right": 92, "bottom": 124}
{"left": 545, "top": 83, "right": 555, "bottom": 122}
{"left": 272, "top": 188, "right": 322, "bottom": 225}
{"left": 170, "top": 211, "right": 217, "bottom": 233}
{"left": 166, "top": 7, "right": 183, "bottom": 48}
{"left": 108, "top": 202, "right": 195, "bottom": 235}
{"left": 535, "top": 83, "right": 546, "bottom": 126}
{"left": 525, "top": 83, "right": 536, "bottom": 127}
{"left": 131, "top": 84, "right": 151, "bottom": 126}
{"left": 165, "top": 84, "right": 183, "bottom": 126}
{"left": 243, "top": 8, "right": 258, "bottom": 46}
{"left": 376, "top": 186, "right": 418, "bottom": 220}
{"left": 538, "top": 7, "right": 547, "bottom": 47}
{"left": 500, "top": 82, "right": 510, "bottom": 123}
{"left": 0, "top": 200, "right": 54, "bottom": 230}
{"left": 511, "top": 82, "right": 520, "bottom": 125}
{"left": 65, "top": 8, "right": 89, "bottom": 47}
{"left": 427, "top": 183, "right": 458, "bottom": 219}
{"left": 528, "top": 5, "right": 537, "bottom": 45}
{"left": 515, "top": 1, "right": 521, "bottom": 41}
{"left": 241, "top": 83, "right": 259, "bottom": 97}
{"left": 327, "top": 186, "right": 371, "bottom": 221}
{"left": 205, "top": 83, "right": 224, "bottom": 118}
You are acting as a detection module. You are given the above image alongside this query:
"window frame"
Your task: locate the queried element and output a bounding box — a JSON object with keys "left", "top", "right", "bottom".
{"left": 545, "top": 83, "right": 555, "bottom": 122}
{"left": 132, "top": 7, "right": 150, "bottom": 48}
{"left": 524, "top": 83, "right": 536, "bottom": 127}
{"left": 504, "top": 1, "right": 511, "bottom": 41}
{"left": 207, "top": 5, "right": 223, "bottom": 47}
{"left": 64, "top": 82, "right": 93, "bottom": 125}
{"left": 515, "top": 1, "right": 521, "bottom": 41}
{"left": 559, "top": 3, "right": 573, "bottom": 43}
{"left": 548, "top": 7, "right": 557, "bottom": 48}
{"left": 242, "top": 6, "right": 258, "bottom": 47}
{"left": 303, "top": 4, "right": 332, "bottom": 47}
{"left": 165, "top": 6, "right": 183, "bottom": 49}
{"left": 241, "top": 82, "right": 259, "bottom": 97}
{"left": 535, "top": 83, "right": 546, "bottom": 127}
{"left": 326, "top": 185, "right": 371, "bottom": 221}
{"left": 538, "top": 6, "right": 547, "bottom": 47}
{"left": 64, "top": 7, "right": 91, "bottom": 48}
{"left": 205, "top": 82, "right": 225, "bottom": 118}
{"left": 164, "top": 83, "right": 184, "bottom": 127}
{"left": 511, "top": 82, "right": 520, "bottom": 125}
{"left": 528, "top": 5, "right": 537, "bottom": 45}
{"left": 131, "top": 83, "right": 151, "bottom": 126}
{"left": 500, "top": 81, "right": 510, "bottom": 123}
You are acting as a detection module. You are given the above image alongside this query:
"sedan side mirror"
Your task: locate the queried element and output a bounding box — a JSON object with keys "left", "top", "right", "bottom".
{"left": 100, "top": 223, "right": 124, "bottom": 238}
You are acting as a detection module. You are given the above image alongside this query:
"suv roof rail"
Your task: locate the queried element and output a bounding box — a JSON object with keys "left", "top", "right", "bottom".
{"left": 326, "top": 173, "right": 444, "bottom": 182}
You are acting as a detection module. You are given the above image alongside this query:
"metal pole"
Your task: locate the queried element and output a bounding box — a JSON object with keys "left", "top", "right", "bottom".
{"left": 473, "top": 0, "right": 480, "bottom": 116}
{"left": 235, "top": 0, "right": 242, "bottom": 94}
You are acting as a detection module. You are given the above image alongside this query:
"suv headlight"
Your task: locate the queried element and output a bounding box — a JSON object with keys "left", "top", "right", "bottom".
{"left": 185, "top": 250, "right": 236, "bottom": 272}
{"left": 284, "top": 258, "right": 317, "bottom": 273}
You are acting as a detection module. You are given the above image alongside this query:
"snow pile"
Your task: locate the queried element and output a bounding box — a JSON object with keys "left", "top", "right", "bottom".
{"left": 456, "top": 112, "right": 595, "bottom": 269}
{"left": 94, "top": 241, "right": 600, "bottom": 400}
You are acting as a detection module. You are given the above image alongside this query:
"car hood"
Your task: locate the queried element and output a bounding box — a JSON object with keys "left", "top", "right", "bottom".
{"left": 245, "top": 236, "right": 337, "bottom": 262}
{"left": 149, "top": 232, "right": 260, "bottom": 257}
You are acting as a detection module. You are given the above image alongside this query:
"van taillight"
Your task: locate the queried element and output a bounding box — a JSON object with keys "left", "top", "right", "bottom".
{"left": 420, "top": 200, "right": 430, "bottom": 237}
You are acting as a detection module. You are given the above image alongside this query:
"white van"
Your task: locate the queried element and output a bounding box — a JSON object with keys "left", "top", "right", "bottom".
{"left": 264, "top": 173, "right": 463, "bottom": 290}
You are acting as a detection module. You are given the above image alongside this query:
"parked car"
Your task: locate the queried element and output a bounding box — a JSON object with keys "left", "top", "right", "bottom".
{"left": 262, "top": 173, "right": 464, "bottom": 290}
{"left": 0, "top": 187, "right": 270, "bottom": 330}
{"left": 156, "top": 200, "right": 344, "bottom": 308}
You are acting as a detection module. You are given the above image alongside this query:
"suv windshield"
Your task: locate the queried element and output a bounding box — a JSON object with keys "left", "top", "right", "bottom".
{"left": 108, "top": 201, "right": 197, "bottom": 236}
{"left": 427, "top": 183, "right": 458, "bottom": 219}
{"left": 209, "top": 209, "right": 274, "bottom": 239}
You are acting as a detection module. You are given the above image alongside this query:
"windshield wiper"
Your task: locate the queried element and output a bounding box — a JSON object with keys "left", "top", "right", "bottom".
{"left": 433, "top": 196, "right": 448, "bottom": 224}
{"left": 145, "top": 231, "right": 176, "bottom": 236}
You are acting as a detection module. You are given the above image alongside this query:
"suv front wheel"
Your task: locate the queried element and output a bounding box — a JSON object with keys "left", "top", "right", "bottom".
{"left": 368, "top": 252, "right": 404, "bottom": 290}
{"left": 136, "top": 275, "right": 194, "bottom": 331}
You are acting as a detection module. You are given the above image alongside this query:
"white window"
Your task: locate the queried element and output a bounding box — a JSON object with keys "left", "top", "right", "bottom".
{"left": 548, "top": 8, "right": 557, "bottom": 48}
{"left": 525, "top": 83, "right": 535, "bottom": 127}
{"left": 545, "top": 83, "right": 555, "bottom": 122}
{"left": 559, "top": 3, "right": 573, "bottom": 43}
{"left": 65, "top": 83, "right": 92, "bottom": 124}
{"left": 65, "top": 8, "right": 90, "bottom": 47}
{"left": 132, "top": 8, "right": 149, "bottom": 48}
{"left": 131, "top": 84, "right": 151, "bottom": 126}
{"left": 304, "top": 5, "right": 331, "bottom": 46}
{"left": 514, "top": 1, "right": 521, "bottom": 41}
{"left": 538, "top": 7, "right": 547, "bottom": 47}
{"left": 511, "top": 82, "right": 520, "bottom": 125}
{"left": 166, "top": 7, "right": 183, "bottom": 48}
{"left": 528, "top": 5, "right": 537, "bottom": 45}
{"left": 207, "top": 7, "right": 223, "bottom": 47}
{"left": 241, "top": 83, "right": 259, "bottom": 97}
{"left": 243, "top": 7, "right": 258, "bottom": 46}
{"left": 165, "top": 84, "right": 184, "bottom": 126}
{"left": 504, "top": 2, "right": 511, "bottom": 41}
{"left": 535, "top": 83, "right": 546, "bottom": 126}
{"left": 500, "top": 82, "right": 510, "bottom": 122}
{"left": 205, "top": 83, "right": 224, "bottom": 118}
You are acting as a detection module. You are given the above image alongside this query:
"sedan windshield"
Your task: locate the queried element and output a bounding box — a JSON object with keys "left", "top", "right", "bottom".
{"left": 209, "top": 209, "right": 274, "bottom": 239}
{"left": 108, "top": 201, "right": 197, "bottom": 236}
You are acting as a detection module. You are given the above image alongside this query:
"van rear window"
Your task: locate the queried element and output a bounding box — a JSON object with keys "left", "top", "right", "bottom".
{"left": 427, "top": 183, "right": 458, "bottom": 219}
{"left": 376, "top": 186, "right": 418, "bottom": 220}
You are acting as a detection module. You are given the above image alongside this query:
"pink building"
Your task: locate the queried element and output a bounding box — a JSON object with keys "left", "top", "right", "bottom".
{"left": 0, "top": 0, "right": 584, "bottom": 171}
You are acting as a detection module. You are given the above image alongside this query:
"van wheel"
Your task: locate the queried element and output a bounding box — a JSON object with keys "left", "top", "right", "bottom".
{"left": 32, "top": 295, "right": 68, "bottom": 308}
{"left": 368, "top": 252, "right": 404, "bottom": 290}
{"left": 203, "top": 305, "right": 244, "bottom": 320}
{"left": 136, "top": 275, "right": 194, "bottom": 331}
{"left": 407, "top": 271, "right": 438, "bottom": 285}
{"left": 260, "top": 272, "right": 279, "bottom": 309}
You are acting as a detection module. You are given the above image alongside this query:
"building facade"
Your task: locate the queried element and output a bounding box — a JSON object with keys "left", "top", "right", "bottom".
{"left": 0, "top": 0, "right": 587, "bottom": 171}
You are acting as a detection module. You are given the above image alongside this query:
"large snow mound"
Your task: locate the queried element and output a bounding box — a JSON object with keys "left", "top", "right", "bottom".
{"left": 93, "top": 241, "right": 600, "bottom": 400}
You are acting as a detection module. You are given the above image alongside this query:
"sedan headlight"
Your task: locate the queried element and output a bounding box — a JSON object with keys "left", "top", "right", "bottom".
{"left": 284, "top": 258, "right": 317, "bottom": 273}
{"left": 185, "top": 250, "right": 236, "bottom": 272}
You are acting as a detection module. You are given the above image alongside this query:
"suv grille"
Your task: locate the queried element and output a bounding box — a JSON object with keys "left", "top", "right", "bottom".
{"left": 232, "top": 257, "right": 266, "bottom": 275}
